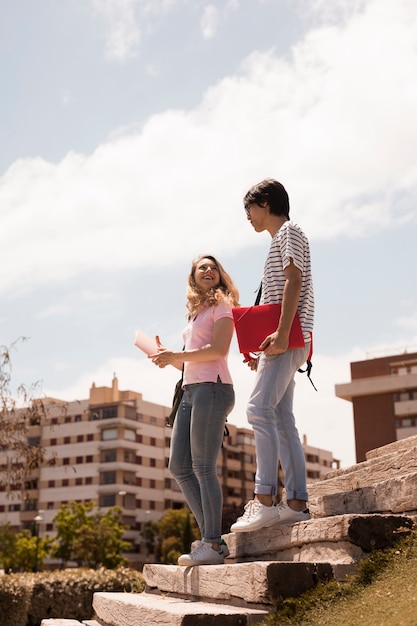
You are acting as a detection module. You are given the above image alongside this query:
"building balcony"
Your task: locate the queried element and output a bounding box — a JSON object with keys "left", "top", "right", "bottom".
{"left": 394, "top": 399, "right": 417, "bottom": 417}
{"left": 335, "top": 372, "right": 417, "bottom": 401}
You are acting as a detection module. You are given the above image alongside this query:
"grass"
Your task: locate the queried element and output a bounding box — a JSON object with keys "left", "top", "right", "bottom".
{"left": 262, "top": 528, "right": 417, "bottom": 626}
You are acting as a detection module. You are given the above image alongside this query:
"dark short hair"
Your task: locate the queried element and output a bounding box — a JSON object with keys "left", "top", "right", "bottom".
{"left": 244, "top": 178, "right": 290, "bottom": 218}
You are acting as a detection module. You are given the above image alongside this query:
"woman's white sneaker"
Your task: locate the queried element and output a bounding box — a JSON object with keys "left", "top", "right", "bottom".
{"left": 178, "top": 541, "right": 226, "bottom": 566}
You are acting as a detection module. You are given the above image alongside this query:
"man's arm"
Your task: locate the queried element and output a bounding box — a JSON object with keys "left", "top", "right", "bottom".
{"left": 260, "top": 258, "right": 302, "bottom": 355}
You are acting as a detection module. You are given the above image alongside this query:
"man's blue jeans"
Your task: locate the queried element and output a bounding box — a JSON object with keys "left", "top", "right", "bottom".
{"left": 247, "top": 344, "right": 310, "bottom": 501}
{"left": 169, "top": 379, "right": 235, "bottom": 544}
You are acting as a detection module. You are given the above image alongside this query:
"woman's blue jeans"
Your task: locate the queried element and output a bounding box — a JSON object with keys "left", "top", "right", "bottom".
{"left": 169, "top": 379, "right": 235, "bottom": 544}
{"left": 247, "top": 344, "right": 310, "bottom": 501}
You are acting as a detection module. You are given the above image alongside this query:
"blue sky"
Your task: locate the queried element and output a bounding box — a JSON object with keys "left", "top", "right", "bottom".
{"left": 1, "top": 0, "right": 417, "bottom": 468}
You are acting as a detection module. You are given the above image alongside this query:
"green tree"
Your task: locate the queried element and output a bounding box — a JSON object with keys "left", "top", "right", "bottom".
{"left": 15, "top": 530, "right": 50, "bottom": 572}
{"left": 0, "top": 523, "right": 17, "bottom": 573}
{"left": 53, "top": 501, "right": 130, "bottom": 569}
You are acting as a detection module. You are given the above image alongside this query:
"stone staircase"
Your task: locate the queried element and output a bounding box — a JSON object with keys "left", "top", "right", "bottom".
{"left": 92, "top": 435, "right": 417, "bottom": 626}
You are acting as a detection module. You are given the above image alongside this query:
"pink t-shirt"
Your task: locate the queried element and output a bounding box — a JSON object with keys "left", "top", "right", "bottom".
{"left": 182, "top": 299, "right": 233, "bottom": 385}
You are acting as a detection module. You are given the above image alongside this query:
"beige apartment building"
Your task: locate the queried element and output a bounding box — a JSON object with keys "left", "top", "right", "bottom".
{"left": 0, "top": 376, "right": 339, "bottom": 567}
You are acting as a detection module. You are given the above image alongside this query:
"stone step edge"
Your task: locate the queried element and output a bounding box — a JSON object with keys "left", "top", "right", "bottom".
{"left": 143, "top": 560, "right": 349, "bottom": 608}
{"left": 224, "top": 513, "right": 414, "bottom": 556}
{"left": 316, "top": 435, "right": 417, "bottom": 483}
{"left": 93, "top": 591, "right": 269, "bottom": 625}
{"left": 308, "top": 470, "right": 417, "bottom": 509}
{"left": 308, "top": 449, "right": 417, "bottom": 491}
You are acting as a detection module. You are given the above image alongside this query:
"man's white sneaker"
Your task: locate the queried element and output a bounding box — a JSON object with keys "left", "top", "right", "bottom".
{"left": 178, "top": 541, "right": 226, "bottom": 566}
{"left": 274, "top": 501, "right": 310, "bottom": 524}
{"left": 230, "top": 499, "right": 280, "bottom": 532}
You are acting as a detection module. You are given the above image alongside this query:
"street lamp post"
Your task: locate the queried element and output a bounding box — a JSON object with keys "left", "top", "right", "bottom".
{"left": 33, "top": 512, "right": 43, "bottom": 573}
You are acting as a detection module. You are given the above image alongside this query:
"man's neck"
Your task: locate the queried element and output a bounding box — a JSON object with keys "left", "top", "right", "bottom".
{"left": 267, "top": 215, "right": 288, "bottom": 237}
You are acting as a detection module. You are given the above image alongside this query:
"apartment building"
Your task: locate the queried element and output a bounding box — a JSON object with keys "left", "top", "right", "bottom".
{"left": 335, "top": 350, "right": 417, "bottom": 462}
{"left": 1, "top": 376, "right": 339, "bottom": 567}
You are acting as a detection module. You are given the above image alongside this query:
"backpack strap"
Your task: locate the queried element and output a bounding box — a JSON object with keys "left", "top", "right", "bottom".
{"left": 297, "top": 332, "right": 317, "bottom": 391}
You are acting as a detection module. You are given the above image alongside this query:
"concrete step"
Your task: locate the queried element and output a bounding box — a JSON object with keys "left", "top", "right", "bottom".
{"left": 307, "top": 438, "right": 417, "bottom": 499}
{"left": 93, "top": 591, "right": 269, "bottom": 626}
{"left": 143, "top": 560, "right": 335, "bottom": 608}
{"left": 224, "top": 513, "right": 413, "bottom": 566}
{"left": 309, "top": 471, "right": 417, "bottom": 518}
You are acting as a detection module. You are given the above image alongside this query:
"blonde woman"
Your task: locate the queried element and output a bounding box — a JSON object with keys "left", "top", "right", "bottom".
{"left": 151, "top": 254, "right": 239, "bottom": 565}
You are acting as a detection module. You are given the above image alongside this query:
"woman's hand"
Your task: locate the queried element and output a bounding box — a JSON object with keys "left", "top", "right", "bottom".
{"left": 149, "top": 349, "right": 178, "bottom": 368}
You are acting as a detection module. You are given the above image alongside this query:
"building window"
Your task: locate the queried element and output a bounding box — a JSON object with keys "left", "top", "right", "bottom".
{"left": 48, "top": 480, "right": 55, "bottom": 488}
{"left": 63, "top": 458, "right": 70, "bottom": 465}
{"left": 85, "top": 477, "right": 93, "bottom": 485}
{"left": 101, "top": 449, "right": 117, "bottom": 463}
{"left": 100, "top": 494, "right": 116, "bottom": 507}
{"left": 124, "top": 428, "right": 136, "bottom": 441}
{"left": 101, "top": 471, "right": 116, "bottom": 485}
{"left": 86, "top": 455, "right": 93, "bottom": 463}
{"left": 75, "top": 414, "right": 82, "bottom": 422}
{"left": 76, "top": 456, "right": 83, "bottom": 464}
{"left": 87, "top": 433, "right": 94, "bottom": 441}
{"left": 150, "top": 416, "right": 157, "bottom": 425}
{"left": 150, "top": 437, "right": 156, "bottom": 446}
{"left": 150, "top": 458, "right": 156, "bottom": 468}
{"left": 124, "top": 449, "right": 136, "bottom": 463}
{"left": 50, "top": 438, "right": 57, "bottom": 446}
{"left": 150, "top": 479, "right": 155, "bottom": 489}
{"left": 123, "top": 471, "right": 136, "bottom": 485}
{"left": 62, "top": 479, "right": 69, "bottom": 486}
{"left": 77, "top": 435, "right": 84, "bottom": 443}
{"left": 75, "top": 478, "right": 83, "bottom": 486}
{"left": 102, "top": 428, "right": 118, "bottom": 441}
{"left": 64, "top": 436, "right": 71, "bottom": 444}
{"left": 124, "top": 494, "right": 136, "bottom": 509}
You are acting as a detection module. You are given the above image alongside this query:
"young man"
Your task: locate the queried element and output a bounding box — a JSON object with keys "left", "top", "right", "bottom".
{"left": 230, "top": 178, "right": 314, "bottom": 532}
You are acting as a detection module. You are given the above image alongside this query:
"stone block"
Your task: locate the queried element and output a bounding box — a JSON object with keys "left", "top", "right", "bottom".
{"left": 93, "top": 591, "right": 268, "bottom": 626}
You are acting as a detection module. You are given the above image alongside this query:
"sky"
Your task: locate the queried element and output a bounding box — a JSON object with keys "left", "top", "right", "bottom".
{"left": 1, "top": 0, "right": 417, "bottom": 469}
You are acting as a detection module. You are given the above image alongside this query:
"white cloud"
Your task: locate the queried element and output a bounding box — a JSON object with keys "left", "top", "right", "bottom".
{"left": 89, "top": 0, "right": 141, "bottom": 61}
{"left": 200, "top": 5, "right": 220, "bottom": 39}
{"left": 2, "top": 0, "right": 417, "bottom": 296}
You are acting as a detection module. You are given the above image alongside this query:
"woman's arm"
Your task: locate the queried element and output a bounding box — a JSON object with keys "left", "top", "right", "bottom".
{"left": 150, "top": 317, "right": 234, "bottom": 368}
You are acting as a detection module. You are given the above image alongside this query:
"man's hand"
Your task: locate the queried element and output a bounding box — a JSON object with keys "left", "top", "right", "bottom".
{"left": 260, "top": 331, "right": 289, "bottom": 356}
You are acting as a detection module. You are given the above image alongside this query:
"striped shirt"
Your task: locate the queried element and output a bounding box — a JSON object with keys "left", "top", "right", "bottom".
{"left": 261, "top": 220, "right": 314, "bottom": 336}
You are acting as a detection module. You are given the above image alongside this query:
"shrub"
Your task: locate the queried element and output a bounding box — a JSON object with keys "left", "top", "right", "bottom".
{"left": 0, "top": 566, "right": 144, "bottom": 626}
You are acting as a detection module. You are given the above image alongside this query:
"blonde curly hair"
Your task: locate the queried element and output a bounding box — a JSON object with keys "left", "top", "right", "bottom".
{"left": 186, "top": 254, "right": 240, "bottom": 318}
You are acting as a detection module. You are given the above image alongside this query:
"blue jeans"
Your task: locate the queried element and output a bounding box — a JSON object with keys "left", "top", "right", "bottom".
{"left": 169, "top": 379, "right": 235, "bottom": 544}
{"left": 247, "top": 344, "right": 310, "bottom": 501}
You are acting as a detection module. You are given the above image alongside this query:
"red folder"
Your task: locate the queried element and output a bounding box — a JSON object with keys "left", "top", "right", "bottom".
{"left": 232, "top": 304, "right": 305, "bottom": 355}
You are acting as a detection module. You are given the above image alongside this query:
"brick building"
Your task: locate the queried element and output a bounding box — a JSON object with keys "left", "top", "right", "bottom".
{"left": 0, "top": 376, "right": 339, "bottom": 567}
{"left": 335, "top": 351, "right": 417, "bottom": 462}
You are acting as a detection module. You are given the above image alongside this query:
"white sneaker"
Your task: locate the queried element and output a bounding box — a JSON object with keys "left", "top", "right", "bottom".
{"left": 190, "top": 538, "right": 229, "bottom": 558}
{"left": 220, "top": 538, "right": 230, "bottom": 558}
{"left": 230, "top": 499, "right": 280, "bottom": 532}
{"left": 274, "top": 501, "right": 310, "bottom": 524}
{"left": 178, "top": 541, "right": 226, "bottom": 566}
